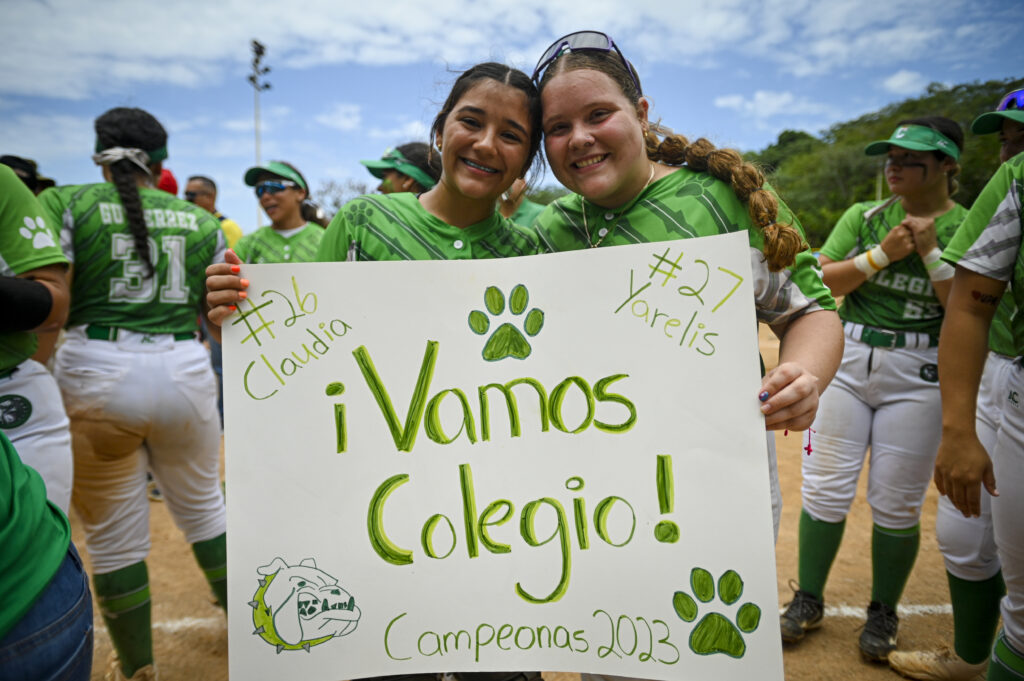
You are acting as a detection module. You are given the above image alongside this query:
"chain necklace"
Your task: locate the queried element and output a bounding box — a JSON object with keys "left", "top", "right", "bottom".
{"left": 581, "top": 163, "right": 656, "bottom": 248}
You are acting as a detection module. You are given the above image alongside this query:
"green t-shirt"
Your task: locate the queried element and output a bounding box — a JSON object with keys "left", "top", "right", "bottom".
{"left": 38, "top": 182, "right": 226, "bottom": 334}
{"left": 944, "top": 152, "right": 1024, "bottom": 352}
{"left": 533, "top": 167, "right": 835, "bottom": 328}
{"left": 0, "top": 165, "right": 69, "bottom": 372}
{"left": 234, "top": 224, "right": 323, "bottom": 264}
{"left": 0, "top": 431, "right": 70, "bottom": 640}
{"left": 318, "top": 192, "right": 543, "bottom": 262}
{"left": 821, "top": 199, "right": 967, "bottom": 336}
{"left": 511, "top": 198, "right": 545, "bottom": 228}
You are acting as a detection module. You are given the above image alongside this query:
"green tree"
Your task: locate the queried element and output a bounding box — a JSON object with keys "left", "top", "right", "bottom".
{"left": 749, "top": 77, "right": 1024, "bottom": 246}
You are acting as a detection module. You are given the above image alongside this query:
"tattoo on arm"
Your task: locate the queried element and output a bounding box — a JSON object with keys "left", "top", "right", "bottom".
{"left": 971, "top": 290, "right": 999, "bottom": 305}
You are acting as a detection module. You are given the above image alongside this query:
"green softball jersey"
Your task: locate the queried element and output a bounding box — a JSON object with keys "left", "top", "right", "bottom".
{"left": 821, "top": 199, "right": 967, "bottom": 336}
{"left": 511, "top": 198, "right": 545, "bottom": 227}
{"left": 317, "top": 192, "right": 543, "bottom": 262}
{"left": 0, "top": 165, "right": 68, "bottom": 372}
{"left": 0, "top": 430, "right": 70, "bottom": 640}
{"left": 38, "top": 182, "right": 226, "bottom": 334}
{"left": 534, "top": 167, "right": 835, "bottom": 327}
{"left": 989, "top": 294, "right": 1016, "bottom": 356}
{"left": 234, "top": 224, "right": 323, "bottom": 264}
{"left": 943, "top": 152, "right": 1024, "bottom": 351}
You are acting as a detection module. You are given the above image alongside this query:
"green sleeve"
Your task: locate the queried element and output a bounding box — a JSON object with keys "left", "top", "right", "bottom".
{"left": 233, "top": 232, "right": 253, "bottom": 263}
{"left": 317, "top": 210, "right": 354, "bottom": 262}
{"left": 944, "top": 157, "right": 1021, "bottom": 266}
{"left": 819, "top": 203, "right": 866, "bottom": 261}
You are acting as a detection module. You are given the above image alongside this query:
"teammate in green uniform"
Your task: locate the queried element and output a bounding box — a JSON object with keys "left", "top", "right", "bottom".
{"left": 0, "top": 431, "right": 93, "bottom": 681}
{"left": 234, "top": 160, "right": 323, "bottom": 263}
{"left": 39, "top": 107, "right": 228, "bottom": 681}
{"left": 890, "top": 88, "right": 1024, "bottom": 681}
{"left": 0, "top": 164, "right": 73, "bottom": 516}
{"left": 778, "top": 117, "right": 967, "bottom": 662}
{"left": 529, "top": 32, "right": 841, "bottom": 574}
{"left": 935, "top": 142, "right": 1024, "bottom": 681}
{"left": 361, "top": 142, "right": 441, "bottom": 194}
{"left": 207, "top": 61, "right": 544, "bottom": 681}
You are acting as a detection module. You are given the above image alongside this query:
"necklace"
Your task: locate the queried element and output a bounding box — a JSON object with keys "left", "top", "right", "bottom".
{"left": 581, "top": 163, "right": 656, "bottom": 248}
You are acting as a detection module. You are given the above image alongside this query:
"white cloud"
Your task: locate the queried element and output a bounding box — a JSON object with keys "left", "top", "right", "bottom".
{"left": 882, "top": 70, "right": 927, "bottom": 95}
{"left": 315, "top": 103, "right": 362, "bottom": 132}
{"left": 3, "top": 0, "right": 1018, "bottom": 102}
{"left": 368, "top": 120, "right": 429, "bottom": 141}
{"left": 713, "top": 90, "right": 834, "bottom": 119}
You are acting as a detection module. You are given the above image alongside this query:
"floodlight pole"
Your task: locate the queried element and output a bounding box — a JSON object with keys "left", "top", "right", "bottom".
{"left": 248, "top": 39, "right": 271, "bottom": 227}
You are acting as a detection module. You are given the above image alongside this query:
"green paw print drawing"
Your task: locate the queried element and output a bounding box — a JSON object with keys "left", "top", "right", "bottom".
{"left": 672, "top": 567, "right": 761, "bottom": 658}
{"left": 468, "top": 284, "right": 544, "bottom": 361}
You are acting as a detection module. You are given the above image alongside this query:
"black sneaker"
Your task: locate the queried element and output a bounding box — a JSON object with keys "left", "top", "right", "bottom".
{"left": 780, "top": 586, "right": 824, "bottom": 643}
{"left": 859, "top": 600, "right": 899, "bottom": 661}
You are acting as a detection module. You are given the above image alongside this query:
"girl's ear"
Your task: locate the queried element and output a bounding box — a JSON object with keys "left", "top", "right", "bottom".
{"left": 636, "top": 96, "right": 651, "bottom": 126}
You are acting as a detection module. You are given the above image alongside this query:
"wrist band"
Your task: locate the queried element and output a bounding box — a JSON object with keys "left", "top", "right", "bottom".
{"left": 853, "top": 246, "right": 890, "bottom": 277}
{"left": 926, "top": 256, "right": 955, "bottom": 281}
{"left": 922, "top": 247, "right": 943, "bottom": 265}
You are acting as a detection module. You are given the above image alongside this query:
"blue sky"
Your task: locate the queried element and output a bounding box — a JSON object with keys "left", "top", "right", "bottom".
{"left": 2, "top": 0, "right": 1021, "bottom": 233}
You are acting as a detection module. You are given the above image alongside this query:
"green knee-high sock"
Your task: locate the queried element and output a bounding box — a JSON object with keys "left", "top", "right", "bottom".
{"left": 989, "top": 631, "right": 1024, "bottom": 681}
{"left": 798, "top": 509, "right": 846, "bottom": 600}
{"left": 948, "top": 571, "right": 1005, "bottom": 664}
{"left": 192, "top": 533, "right": 227, "bottom": 610}
{"left": 93, "top": 561, "right": 153, "bottom": 677}
{"left": 870, "top": 523, "right": 920, "bottom": 609}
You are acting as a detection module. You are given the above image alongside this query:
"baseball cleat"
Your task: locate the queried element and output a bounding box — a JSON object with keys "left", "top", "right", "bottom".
{"left": 779, "top": 586, "right": 824, "bottom": 643}
{"left": 859, "top": 600, "right": 900, "bottom": 661}
{"left": 888, "top": 646, "right": 987, "bottom": 681}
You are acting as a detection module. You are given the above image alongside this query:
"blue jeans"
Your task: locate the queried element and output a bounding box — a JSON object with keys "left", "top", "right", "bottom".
{"left": 0, "top": 543, "right": 94, "bottom": 681}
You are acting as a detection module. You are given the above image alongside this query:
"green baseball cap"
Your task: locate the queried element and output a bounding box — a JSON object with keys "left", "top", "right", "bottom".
{"left": 360, "top": 147, "right": 436, "bottom": 189}
{"left": 971, "top": 89, "right": 1024, "bottom": 135}
{"left": 864, "top": 124, "right": 961, "bottom": 161}
{"left": 244, "top": 160, "right": 307, "bottom": 190}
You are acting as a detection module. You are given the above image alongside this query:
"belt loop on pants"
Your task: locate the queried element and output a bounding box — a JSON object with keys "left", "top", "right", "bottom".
{"left": 842, "top": 321, "right": 938, "bottom": 349}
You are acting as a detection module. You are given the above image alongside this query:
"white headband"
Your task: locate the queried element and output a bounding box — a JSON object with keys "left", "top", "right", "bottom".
{"left": 91, "top": 147, "right": 152, "bottom": 177}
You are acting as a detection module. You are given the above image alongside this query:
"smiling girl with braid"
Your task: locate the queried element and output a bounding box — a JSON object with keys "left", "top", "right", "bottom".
{"left": 530, "top": 32, "right": 842, "bottom": 551}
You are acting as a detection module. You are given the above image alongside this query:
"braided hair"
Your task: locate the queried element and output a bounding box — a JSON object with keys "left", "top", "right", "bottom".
{"left": 94, "top": 107, "right": 167, "bottom": 278}
{"left": 539, "top": 51, "right": 804, "bottom": 271}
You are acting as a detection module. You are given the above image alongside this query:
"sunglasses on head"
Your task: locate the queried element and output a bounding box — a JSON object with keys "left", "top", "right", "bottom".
{"left": 254, "top": 180, "right": 297, "bottom": 198}
{"left": 997, "top": 89, "right": 1024, "bottom": 112}
{"left": 532, "top": 30, "right": 642, "bottom": 95}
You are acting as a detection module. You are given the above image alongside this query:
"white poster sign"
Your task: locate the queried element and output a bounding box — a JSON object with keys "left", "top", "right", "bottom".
{"left": 224, "top": 231, "right": 782, "bottom": 681}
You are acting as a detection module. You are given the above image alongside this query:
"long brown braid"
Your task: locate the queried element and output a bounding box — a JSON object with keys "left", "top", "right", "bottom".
{"left": 539, "top": 51, "right": 805, "bottom": 271}
{"left": 94, "top": 107, "right": 168, "bottom": 278}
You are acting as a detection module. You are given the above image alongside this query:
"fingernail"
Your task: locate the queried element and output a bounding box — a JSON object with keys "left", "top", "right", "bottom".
{"left": 761, "top": 404, "right": 771, "bottom": 413}
{"left": 758, "top": 391, "right": 770, "bottom": 402}
{"left": 238, "top": 291, "right": 247, "bottom": 300}
{"left": 240, "top": 279, "right": 249, "bottom": 287}
{"left": 230, "top": 265, "right": 240, "bottom": 273}
{"left": 228, "top": 305, "right": 236, "bottom": 311}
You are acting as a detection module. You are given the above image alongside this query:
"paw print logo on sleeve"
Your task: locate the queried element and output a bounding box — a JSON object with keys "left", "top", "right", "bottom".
{"left": 672, "top": 567, "right": 761, "bottom": 658}
{"left": 20, "top": 216, "right": 56, "bottom": 250}
{"left": 468, "top": 284, "right": 544, "bottom": 361}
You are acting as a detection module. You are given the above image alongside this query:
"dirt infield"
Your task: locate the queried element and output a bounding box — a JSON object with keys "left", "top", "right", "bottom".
{"left": 74, "top": 325, "right": 955, "bottom": 680}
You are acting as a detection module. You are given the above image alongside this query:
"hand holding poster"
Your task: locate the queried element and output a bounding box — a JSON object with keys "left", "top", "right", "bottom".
{"left": 224, "top": 232, "right": 783, "bottom": 681}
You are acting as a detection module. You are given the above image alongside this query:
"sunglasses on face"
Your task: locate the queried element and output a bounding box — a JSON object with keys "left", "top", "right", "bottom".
{"left": 997, "top": 89, "right": 1024, "bottom": 112}
{"left": 184, "top": 190, "right": 208, "bottom": 202}
{"left": 254, "top": 180, "right": 297, "bottom": 198}
{"left": 532, "top": 30, "right": 642, "bottom": 95}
